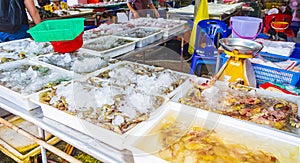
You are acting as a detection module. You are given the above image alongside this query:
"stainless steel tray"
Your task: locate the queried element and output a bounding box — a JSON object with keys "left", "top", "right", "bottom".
{"left": 83, "top": 23, "right": 131, "bottom": 41}
{"left": 113, "top": 27, "right": 163, "bottom": 48}
{"left": 82, "top": 36, "right": 136, "bottom": 58}
{"left": 126, "top": 18, "right": 187, "bottom": 38}
{"left": 161, "top": 20, "right": 187, "bottom": 38}
{"left": 219, "top": 38, "right": 263, "bottom": 54}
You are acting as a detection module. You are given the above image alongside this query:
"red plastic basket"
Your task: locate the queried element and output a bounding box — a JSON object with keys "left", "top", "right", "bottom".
{"left": 271, "top": 21, "right": 289, "bottom": 33}
{"left": 87, "top": 0, "right": 99, "bottom": 3}
{"left": 51, "top": 32, "right": 84, "bottom": 53}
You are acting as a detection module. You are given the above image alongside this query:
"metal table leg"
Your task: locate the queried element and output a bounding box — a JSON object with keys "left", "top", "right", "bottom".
{"left": 38, "top": 127, "right": 48, "bottom": 163}
{"left": 180, "top": 33, "right": 185, "bottom": 72}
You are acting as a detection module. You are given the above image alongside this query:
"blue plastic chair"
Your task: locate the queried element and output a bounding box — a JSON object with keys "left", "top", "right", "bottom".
{"left": 190, "top": 19, "right": 230, "bottom": 75}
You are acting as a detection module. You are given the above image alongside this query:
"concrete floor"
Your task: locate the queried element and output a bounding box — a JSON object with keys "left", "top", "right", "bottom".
{"left": 123, "top": 46, "right": 191, "bottom": 72}
{"left": 119, "top": 39, "right": 213, "bottom": 77}
{"left": 119, "top": 39, "right": 193, "bottom": 73}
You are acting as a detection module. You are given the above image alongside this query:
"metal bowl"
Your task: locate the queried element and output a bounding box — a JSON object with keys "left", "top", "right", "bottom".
{"left": 219, "top": 38, "right": 263, "bottom": 54}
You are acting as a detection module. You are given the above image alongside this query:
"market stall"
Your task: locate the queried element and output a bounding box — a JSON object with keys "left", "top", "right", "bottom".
{"left": 1, "top": 1, "right": 300, "bottom": 160}
{"left": 71, "top": 1, "right": 128, "bottom": 12}
{"left": 0, "top": 16, "right": 192, "bottom": 162}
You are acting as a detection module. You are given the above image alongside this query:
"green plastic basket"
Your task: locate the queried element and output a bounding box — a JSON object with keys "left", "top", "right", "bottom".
{"left": 27, "top": 18, "right": 85, "bottom": 42}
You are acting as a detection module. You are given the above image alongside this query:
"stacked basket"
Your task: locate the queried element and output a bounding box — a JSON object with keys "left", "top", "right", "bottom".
{"left": 27, "top": 18, "right": 85, "bottom": 53}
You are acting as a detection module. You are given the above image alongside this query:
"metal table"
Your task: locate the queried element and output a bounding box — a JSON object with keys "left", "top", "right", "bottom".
{"left": 168, "top": 3, "right": 243, "bottom": 21}
{"left": 73, "top": 2, "right": 128, "bottom": 12}
{"left": 0, "top": 97, "right": 134, "bottom": 163}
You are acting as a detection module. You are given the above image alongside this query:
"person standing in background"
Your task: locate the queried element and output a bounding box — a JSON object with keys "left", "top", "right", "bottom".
{"left": 37, "top": 0, "right": 50, "bottom": 7}
{"left": 0, "top": 0, "right": 41, "bottom": 42}
{"left": 127, "top": 0, "right": 160, "bottom": 19}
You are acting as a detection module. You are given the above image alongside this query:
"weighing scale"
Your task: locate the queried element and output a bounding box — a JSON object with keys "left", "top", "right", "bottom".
{"left": 217, "top": 38, "right": 263, "bottom": 87}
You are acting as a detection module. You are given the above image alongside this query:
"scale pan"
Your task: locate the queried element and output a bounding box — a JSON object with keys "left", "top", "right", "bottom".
{"left": 219, "top": 38, "right": 263, "bottom": 54}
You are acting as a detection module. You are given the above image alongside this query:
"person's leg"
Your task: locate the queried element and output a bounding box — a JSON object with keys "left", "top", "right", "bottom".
{"left": 0, "top": 32, "right": 10, "bottom": 42}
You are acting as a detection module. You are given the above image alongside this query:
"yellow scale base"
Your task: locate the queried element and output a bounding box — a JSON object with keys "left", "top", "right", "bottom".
{"left": 217, "top": 50, "right": 255, "bottom": 87}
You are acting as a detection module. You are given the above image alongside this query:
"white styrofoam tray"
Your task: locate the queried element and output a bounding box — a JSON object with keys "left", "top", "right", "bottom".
{"left": 86, "top": 60, "right": 197, "bottom": 98}
{"left": 171, "top": 77, "right": 300, "bottom": 135}
{"left": 125, "top": 102, "right": 300, "bottom": 163}
{"left": 171, "top": 77, "right": 300, "bottom": 114}
{"left": 81, "top": 36, "right": 136, "bottom": 58}
{"left": 113, "top": 27, "right": 164, "bottom": 48}
{"left": 0, "top": 38, "right": 53, "bottom": 63}
{"left": 29, "top": 49, "right": 111, "bottom": 76}
{"left": 29, "top": 78, "right": 169, "bottom": 150}
{"left": 171, "top": 77, "right": 223, "bottom": 102}
{"left": 0, "top": 59, "right": 73, "bottom": 110}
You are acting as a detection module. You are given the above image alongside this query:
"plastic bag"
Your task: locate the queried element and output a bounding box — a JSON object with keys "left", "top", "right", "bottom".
{"left": 0, "top": 0, "right": 24, "bottom": 33}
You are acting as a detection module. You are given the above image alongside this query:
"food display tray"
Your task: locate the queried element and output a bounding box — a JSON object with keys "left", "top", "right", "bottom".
{"left": 113, "top": 27, "right": 163, "bottom": 48}
{"left": 0, "top": 38, "right": 53, "bottom": 64}
{"left": 29, "top": 49, "right": 111, "bottom": 76}
{"left": 83, "top": 23, "right": 132, "bottom": 41}
{"left": 30, "top": 77, "right": 168, "bottom": 150}
{"left": 81, "top": 36, "right": 136, "bottom": 58}
{"left": 161, "top": 20, "right": 186, "bottom": 38}
{"left": 0, "top": 59, "right": 72, "bottom": 110}
{"left": 87, "top": 60, "right": 196, "bottom": 98}
{"left": 171, "top": 77, "right": 300, "bottom": 135}
{"left": 125, "top": 102, "right": 300, "bottom": 163}
{"left": 126, "top": 18, "right": 186, "bottom": 38}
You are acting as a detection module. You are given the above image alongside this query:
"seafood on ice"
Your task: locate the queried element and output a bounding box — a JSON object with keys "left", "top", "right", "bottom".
{"left": 39, "top": 77, "right": 165, "bottom": 134}
{"left": 96, "top": 62, "right": 188, "bottom": 96}
{"left": 178, "top": 79, "right": 300, "bottom": 132}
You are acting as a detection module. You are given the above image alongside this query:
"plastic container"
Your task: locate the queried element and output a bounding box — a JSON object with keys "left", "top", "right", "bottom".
{"left": 87, "top": 0, "right": 99, "bottom": 3}
{"left": 290, "top": 47, "right": 300, "bottom": 59}
{"left": 0, "top": 60, "right": 72, "bottom": 110}
{"left": 126, "top": 102, "right": 300, "bottom": 163}
{"left": 252, "top": 63, "right": 300, "bottom": 86}
{"left": 51, "top": 32, "right": 84, "bottom": 53}
{"left": 258, "top": 52, "right": 292, "bottom": 62}
{"left": 271, "top": 21, "right": 289, "bottom": 33}
{"left": 29, "top": 77, "right": 168, "bottom": 150}
{"left": 27, "top": 18, "right": 85, "bottom": 42}
{"left": 230, "top": 16, "right": 263, "bottom": 40}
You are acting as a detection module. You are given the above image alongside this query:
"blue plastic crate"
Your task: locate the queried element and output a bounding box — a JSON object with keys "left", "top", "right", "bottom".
{"left": 258, "top": 52, "right": 290, "bottom": 62}
{"left": 252, "top": 63, "right": 300, "bottom": 86}
{"left": 290, "top": 47, "right": 300, "bottom": 59}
